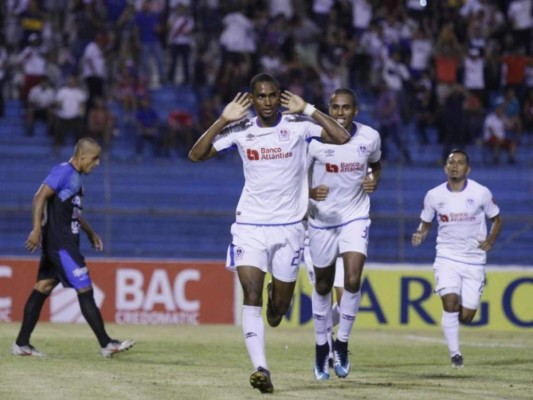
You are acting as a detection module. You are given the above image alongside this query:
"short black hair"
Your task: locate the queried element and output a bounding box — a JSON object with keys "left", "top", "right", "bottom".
{"left": 330, "top": 88, "right": 358, "bottom": 108}
{"left": 249, "top": 73, "right": 279, "bottom": 93}
{"left": 448, "top": 148, "right": 470, "bottom": 165}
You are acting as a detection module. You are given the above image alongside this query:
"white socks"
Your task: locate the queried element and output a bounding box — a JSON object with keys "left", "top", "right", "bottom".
{"left": 337, "top": 290, "right": 361, "bottom": 342}
{"left": 242, "top": 305, "right": 267, "bottom": 370}
{"left": 442, "top": 311, "right": 461, "bottom": 357}
{"left": 312, "top": 289, "right": 332, "bottom": 345}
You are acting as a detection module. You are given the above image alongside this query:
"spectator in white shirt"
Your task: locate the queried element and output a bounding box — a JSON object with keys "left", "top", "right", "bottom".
{"left": 26, "top": 76, "right": 56, "bottom": 137}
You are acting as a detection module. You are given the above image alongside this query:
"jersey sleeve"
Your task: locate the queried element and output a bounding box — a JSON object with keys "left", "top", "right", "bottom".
{"left": 303, "top": 118, "right": 323, "bottom": 139}
{"left": 212, "top": 119, "right": 248, "bottom": 152}
{"left": 481, "top": 187, "right": 500, "bottom": 219}
{"left": 368, "top": 131, "right": 382, "bottom": 163}
{"left": 43, "top": 165, "right": 68, "bottom": 193}
{"left": 419, "top": 190, "right": 435, "bottom": 223}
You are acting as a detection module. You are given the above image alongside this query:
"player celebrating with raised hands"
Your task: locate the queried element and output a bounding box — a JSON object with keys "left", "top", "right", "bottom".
{"left": 188, "top": 73, "right": 349, "bottom": 393}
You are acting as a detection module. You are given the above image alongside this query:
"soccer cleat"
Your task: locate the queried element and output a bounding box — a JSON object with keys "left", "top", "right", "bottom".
{"left": 250, "top": 367, "right": 274, "bottom": 394}
{"left": 333, "top": 339, "right": 350, "bottom": 378}
{"left": 266, "top": 282, "right": 282, "bottom": 328}
{"left": 451, "top": 354, "right": 464, "bottom": 368}
{"left": 100, "top": 339, "right": 135, "bottom": 358}
{"left": 314, "top": 342, "right": 330, "bottom": 380}
{"left": 11, "top": 342, "right": 45, "bottom": 357}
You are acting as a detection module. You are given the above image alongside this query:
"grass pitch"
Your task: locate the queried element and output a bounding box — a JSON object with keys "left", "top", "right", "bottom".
{"left": 0, "top": 323, "right": 531, "bottom": 400}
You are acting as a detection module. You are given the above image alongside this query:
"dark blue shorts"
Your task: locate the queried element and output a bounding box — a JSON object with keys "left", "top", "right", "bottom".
{"left": 38, "top": 248, "right": 92, "bottom": 290}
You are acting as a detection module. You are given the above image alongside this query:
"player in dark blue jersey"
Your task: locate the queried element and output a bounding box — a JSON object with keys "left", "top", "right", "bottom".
{"left": 12, "top": 137, "right": 135, "bottom": 358}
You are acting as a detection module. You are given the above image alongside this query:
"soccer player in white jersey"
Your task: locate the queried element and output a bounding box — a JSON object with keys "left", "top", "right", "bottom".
{"left": 412, "top": 149, "right": 502, "bottom": 368}
{"left": 188, "top": 73, "right": 350, "bottom": 393}
{"left": 307, "top": 88, "right": 382, "bottom": 380}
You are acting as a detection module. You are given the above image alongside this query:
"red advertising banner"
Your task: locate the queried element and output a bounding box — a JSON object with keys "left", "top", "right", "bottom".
{"left": 0, "top": 258, "right": 234, "bottom": 325}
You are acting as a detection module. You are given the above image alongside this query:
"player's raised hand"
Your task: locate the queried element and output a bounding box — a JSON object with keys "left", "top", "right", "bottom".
{"left": 281, "top": 90, "right": 306, "bottom": 114}
{"left": 310, "top": 185, "right": 329, "bottom": 201}
{"left": 221, "top": 92, "right": 251, "bottom": 122}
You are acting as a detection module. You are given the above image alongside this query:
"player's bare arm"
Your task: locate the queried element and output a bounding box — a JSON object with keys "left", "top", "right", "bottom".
{"left": 363, "top": 161, "right": 382, "bottom": 193}
{"left": 189, "top": 92, "right": 251, "bottom": 162}
{"left": 412, "top": 221, "right": 432, "bottom": 247}
{"left": 280, "top": 90, "right": 349, "bottom": 145}
{"left": 310, "top": 185, "right": 329, "bottom": 201}
{"left": 25, "top": 184, "right": 54, "bottom": 253}
{"left": 479, "top": 214, "right": 502, "bottom": 251}
{"left": 79, "top": 217, "right": 104, "bottom": 251}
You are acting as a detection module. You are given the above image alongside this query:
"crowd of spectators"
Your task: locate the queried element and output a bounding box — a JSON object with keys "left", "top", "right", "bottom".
{"left": 0, "top": 0, "right": 532, "bottom": 164}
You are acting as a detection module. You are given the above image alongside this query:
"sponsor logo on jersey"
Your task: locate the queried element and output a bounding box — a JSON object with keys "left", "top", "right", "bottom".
{"left": 246, "top": 147, "right": 293, "bottom": 160}
{"left": 324, "top": 149, "right": 335, "bottom": 157}
{"left": 326, "top": 163, "right": 339, "bottom": 173}
{"left": 325, "top": 162, "right": 365, "bottom": 173}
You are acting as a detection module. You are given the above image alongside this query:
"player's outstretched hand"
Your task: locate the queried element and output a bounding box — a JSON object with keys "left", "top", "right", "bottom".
{"left": 281, "top": 90, "right": 305, "bottom": 114}
{"left": 221, "top": 92, "right": 251, "bottom": 122}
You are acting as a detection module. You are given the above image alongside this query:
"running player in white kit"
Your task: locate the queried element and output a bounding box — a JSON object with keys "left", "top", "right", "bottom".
{"left": 412, "top": 149, "right": 502, "bottom": 368}
{"left": 307, "top": 88, "right": 382, "bottom": 380}
{"left": 188, "top": 73, "right": 350, "bottom": 393}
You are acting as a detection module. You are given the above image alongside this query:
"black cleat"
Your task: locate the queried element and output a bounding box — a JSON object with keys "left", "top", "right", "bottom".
{"left": 451, "top": 354, "right": 464, "bottom": 368}
{"left": 250, "top": 367, "right": 274, "bottom": 393}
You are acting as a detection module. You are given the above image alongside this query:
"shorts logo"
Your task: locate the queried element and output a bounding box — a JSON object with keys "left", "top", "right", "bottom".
{"left": 278, "top": 129, "right": 290, "bottom": 141}
{"left": 73, "top": 267, "right": 88, "bottom": 277}
{"left": 235, "top": 246, "right": 244, "bottom": 259}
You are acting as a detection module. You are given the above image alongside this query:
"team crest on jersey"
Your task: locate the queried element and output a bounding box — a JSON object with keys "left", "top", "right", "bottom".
{"left": 357, "top": 145, "right": 367, "bottom": 156}
{"left": 278, "top": 129, "right": 290, "bottom": 141}
{"left": 466, "top": 198, "right": 474, "bottom": 207}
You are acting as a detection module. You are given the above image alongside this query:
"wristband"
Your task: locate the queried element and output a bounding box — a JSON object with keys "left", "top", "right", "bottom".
{"left": 303, "top": 103, "right": 316, "bottom": 116}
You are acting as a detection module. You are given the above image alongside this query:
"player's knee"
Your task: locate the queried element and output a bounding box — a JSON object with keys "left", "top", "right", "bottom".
{"left": 243, "top": 291, "right": 262, "bottom": 306}
{"left": 34, "top": 280, "right": 57, "bottom": 295}
{"left": 344, "top": 276, "right": 361, "bottom": 293}
{"left": 315, "top": 280, "right": 332, "bottom": 296}
{"left": 459, "top": 310, "right": 476, "bottom": 323}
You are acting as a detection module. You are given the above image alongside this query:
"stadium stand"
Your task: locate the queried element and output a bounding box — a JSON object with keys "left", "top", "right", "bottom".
{"left": 1, "top": 93, "right": 531, "bottom": 265}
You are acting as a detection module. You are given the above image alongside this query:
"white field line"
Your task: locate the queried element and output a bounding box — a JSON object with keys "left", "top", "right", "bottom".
{"left": 403, "top": 334, "right": 529, "bottom": 349}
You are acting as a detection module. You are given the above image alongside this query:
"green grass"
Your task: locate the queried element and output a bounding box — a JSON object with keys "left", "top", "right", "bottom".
{"left": 1, "top": 323, "right": 532, "bottom": 400}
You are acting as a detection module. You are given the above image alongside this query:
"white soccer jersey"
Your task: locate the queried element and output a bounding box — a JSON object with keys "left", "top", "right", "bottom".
{"left": 307, "top": 122, "right": 381, "bottom": 228}
{"left": 213, "top": 113, "right": 323, "bottom": 225}
{"left": 420, "top": 179, "right": 500, "bottom": 265}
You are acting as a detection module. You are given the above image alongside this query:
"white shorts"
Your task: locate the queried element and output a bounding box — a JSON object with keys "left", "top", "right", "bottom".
{"left": 226, "top": 222, "right": 305, "bottom": 283}
{"left": 308, "top": 218, "right": 370, "bottom": 268}
{"left": 303, "top": 243, "right": 344, "bottom": 288}
{"left": 433, "top": 258, "right": 486, "bottom": 310}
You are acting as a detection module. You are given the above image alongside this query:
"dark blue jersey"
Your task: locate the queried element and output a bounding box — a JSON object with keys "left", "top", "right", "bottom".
{"left": 41, "top": 162, "right": 84, "bottom": 251}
